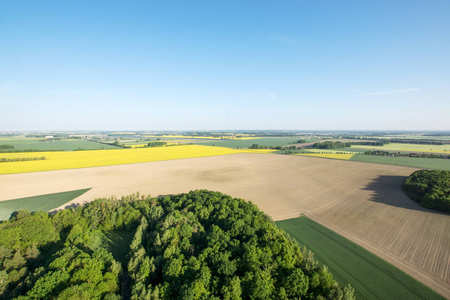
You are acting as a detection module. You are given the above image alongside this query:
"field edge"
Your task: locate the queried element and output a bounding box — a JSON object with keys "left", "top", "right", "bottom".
{"left": 295, "top": 212, "right": 450, "bottom": 299}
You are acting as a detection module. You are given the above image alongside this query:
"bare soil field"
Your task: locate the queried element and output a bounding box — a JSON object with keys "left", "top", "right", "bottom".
{"left": 1, "top": 153, "right": 449, "bottom": 297}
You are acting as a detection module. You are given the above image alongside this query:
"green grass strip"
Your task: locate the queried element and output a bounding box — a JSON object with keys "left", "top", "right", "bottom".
{"left": 349, "top": 154, "right": 450, "bottom": 171}
{"left": 0, "top": 188, "right": 91, "bottom": 220}
{"left": 276, "top": 216, "right": 445, "bottom": 300}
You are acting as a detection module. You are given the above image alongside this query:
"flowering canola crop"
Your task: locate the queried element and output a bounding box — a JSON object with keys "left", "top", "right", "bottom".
{"left": 0, "top": 145, "right": 275, "bottom": 175}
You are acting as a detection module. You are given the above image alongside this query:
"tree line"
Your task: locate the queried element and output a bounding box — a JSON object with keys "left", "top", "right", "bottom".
{"left": 365, "top": 150, "right": 449, "bottom": 159}
{"left": 0, "top": 157, "right": 46, "bottom": 163}
{"left": 0, "top": 145, "right": 14, "bottom": 150}
{"left": 389, "top": 139, "right": 444, "bottom": 145}
{"left": 249, "top": 144, "right": 284, "bottom": 150}
{"left": 0, "top": 190, "right": 354, "bottom": 299}
{"left": 147, "top": 142, "right": 167, "bottom": 147}
{"left": 403, "top": 170, "right": 450, "bottom": 213}
{"left": 348, "top": 141, "right": 386, "bottom": 146}
{"left": 312, "top": 142, "right": 351, "bottom": 149}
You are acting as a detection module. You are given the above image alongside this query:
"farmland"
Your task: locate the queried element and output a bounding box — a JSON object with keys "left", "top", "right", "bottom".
{"left": 295, "top": 152, "right": 355, "bottom": 160}
{"left": 0, "top": 145, "right": 275, "bottom": 175}
{"left": 0, "top": 188, "right": 90, "bottom": 220}
{"left": 0, "top": 138, "right": 120, "bottom": 151}
{"left": 349, "top": 154, "right": 450, "bottom": 171}
{"left": 277, "top": 216, "right": 444, "bottom": 300}
{"left": 351, "top": 143, "right": 450, "bottom": 153}
{"left": 1, "top": 153, "right": 449, "bottom": 297}
{"left": 141, "top": 134, "right": 255, "bottom": 140}
{"left": 195, "top": 137, "right": 310, "bottom": 148}
{"left": 283, "top": 143, "right": 450, "bottom": 170}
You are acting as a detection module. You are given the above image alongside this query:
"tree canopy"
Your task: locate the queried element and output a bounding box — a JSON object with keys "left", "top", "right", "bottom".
{"left": 0, "top": 190, "right": 354, "bottom": 299}
{"left": 403, "top": 170, "right": 450, "bottom": 213}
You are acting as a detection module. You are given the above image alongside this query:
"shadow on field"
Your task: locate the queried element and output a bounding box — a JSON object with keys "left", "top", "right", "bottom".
{"left": 48, "top": 203, "right": 81, "bottom": 215}
{"left": 362, "top": 175, "right": 442, "bottom": 214}
{"left": 64, "top": 203, "right": 81, "bottom": 209}
{"left": 157, "top": 193, "right": 175, "bottom": 198}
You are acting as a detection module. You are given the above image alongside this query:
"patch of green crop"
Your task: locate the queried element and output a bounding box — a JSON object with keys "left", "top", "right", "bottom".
{"left": 0, "top": 188, "right": 91, "bottom": 220}
{"left": 276, "top": 216, "right": 445, "bottom": 300}
{"left": 349, "top": 154, "right": 450, "bottom": 171}
{"left": 0, "top": 139, "right": 120, "bottom": 151}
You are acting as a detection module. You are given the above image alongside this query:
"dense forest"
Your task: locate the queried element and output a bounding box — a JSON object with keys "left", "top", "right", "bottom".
{"left": 403, "top": 170, "right": 450, "bottom": 213}
{"left": 0, "top": 190, "right": 354, "bottom": 299}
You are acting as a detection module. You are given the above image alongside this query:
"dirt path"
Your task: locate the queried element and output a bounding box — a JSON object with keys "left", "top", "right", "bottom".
{"left": 1, "top": 153, "right": 449, "bottom": 297}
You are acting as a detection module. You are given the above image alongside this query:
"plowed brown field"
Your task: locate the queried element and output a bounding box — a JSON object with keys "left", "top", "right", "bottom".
{"left": 1, "top": 154, "right": 449, "bottom": 297}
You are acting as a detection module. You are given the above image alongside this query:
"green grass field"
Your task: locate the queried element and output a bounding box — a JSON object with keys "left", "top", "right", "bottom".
{"left": 276, "top": 217, "right": 444, "bottom": 300}
{"left": 195, "top": 137, "right": 316, "bottom": 148}
{"left": 117, "top": 139, "right": 150, "bottom": 145}
{"left": 0, "top": 188, "right": 91, "bottom": 220}
{"left": 333, "top": 147, "right": 370, "bottom": 153}
{"left": 351, "top": 143, "right": 450, "bottom": 153}
{"left": 0, "top": 138, "right": 120, "bottom": 151}
{"left": 349, "top": 154, "right": 450, "bottom": 171}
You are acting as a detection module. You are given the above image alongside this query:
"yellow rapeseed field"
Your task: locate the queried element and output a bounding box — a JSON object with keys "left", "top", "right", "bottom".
{"left": 0, "top": 145, "right": 275, "bottom": 175}
{"left": 296, "top": 153, "right": 355, "bottom": 160}
{"left": 130, "top": 144, "right": 149, "bottom": 148}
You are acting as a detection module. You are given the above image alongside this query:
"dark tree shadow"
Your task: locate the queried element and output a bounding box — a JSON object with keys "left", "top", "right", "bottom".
{"left": 362, "top": 175, "right": 448, "bottom": 216}
{"left": 63, "top": 203, "right": 81, "bottom": 209}
{"left": 157, "top": 193, "right": 175, "bottom": 198}
{"left": 48, "top": 203, "right": 81, "bottom": 215}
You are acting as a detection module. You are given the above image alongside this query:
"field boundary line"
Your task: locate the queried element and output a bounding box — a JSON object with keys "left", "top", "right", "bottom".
{"left": 301, "top": 212, "right": 450, "bottom": 299}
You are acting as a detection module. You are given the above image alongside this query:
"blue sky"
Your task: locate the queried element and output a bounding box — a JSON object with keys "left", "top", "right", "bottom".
{"left": 1, "top": 0, "right": 449, "bottom": 131}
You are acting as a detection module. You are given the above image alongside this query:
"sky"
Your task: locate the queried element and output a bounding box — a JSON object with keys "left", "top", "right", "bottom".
{"left": 1, "top": 0, "right": 449, "bottom": 131}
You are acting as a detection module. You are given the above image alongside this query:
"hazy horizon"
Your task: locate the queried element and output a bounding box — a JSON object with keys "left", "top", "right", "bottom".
{"left": 1, "top": 1, "right": 449, "bottom": 131}
{"left": 2, "top": 129, "right": 450, "bottom": 135}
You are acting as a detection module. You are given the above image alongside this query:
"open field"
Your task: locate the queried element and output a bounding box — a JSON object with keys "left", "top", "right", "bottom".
{"left": 283, "top": 148, "right": 450, "bottom": 169}
{"left": 141, "top": 135, "right": 258, "bottom": 140}
{"left": 288, "top": 148, "right": 450, "bottom": 170}
{"left": 1, "top": 153, "right": 449, "bottom": 297}
{"left": 277, "top": 216, "right": 444, "bottom": 300}
{"left": 0, "top": 145, "right": 275, "bottom": 175}
{"left": 349, "top": 154, "right": 450, "bottom": 171}
{"left": 0, "top": 188, "right": 90, "bottom": 220}
{"left": 334, "top": 147, "right": 373, "bottom": 153}
{"left": 129, "top": 144, "right": 150, "bottom": 148}
{"left": 295, "top": 153, "right": 355, "bottom": 160}
{"left": 351, "top": 143, "right": 450, "bottom": 153}
{"left": 195, "top": 137, "right": 309, "bottom": 148}
{"left": 0, "top": 138, "right": 120, "bottom": 151}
